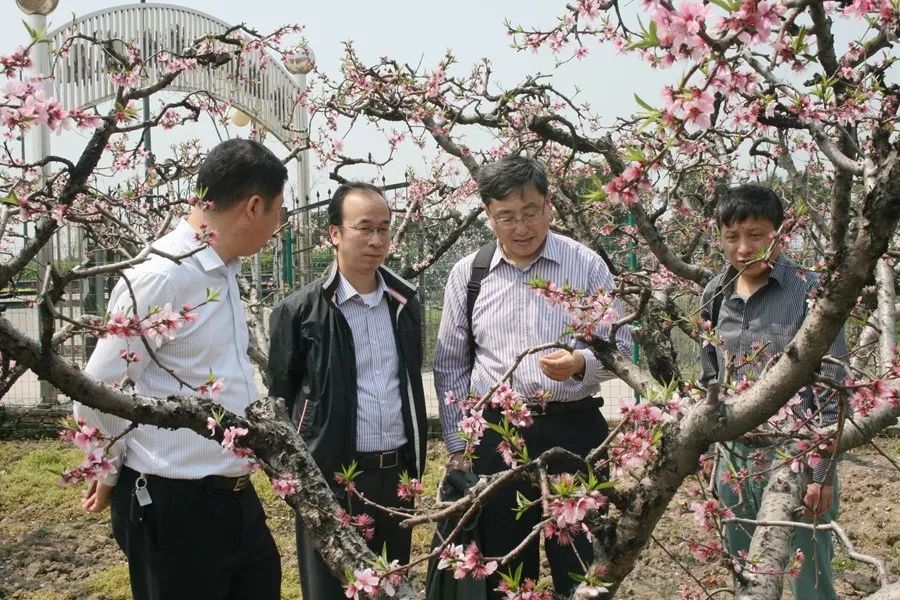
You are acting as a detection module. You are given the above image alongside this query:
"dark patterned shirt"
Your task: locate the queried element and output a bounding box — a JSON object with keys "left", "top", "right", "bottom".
{"left": 699, "top": 255, "right": 848, "bottom": 484}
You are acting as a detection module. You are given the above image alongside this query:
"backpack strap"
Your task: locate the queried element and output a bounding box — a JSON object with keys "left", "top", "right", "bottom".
{"left": 711, "top": 280, "right": 724, "bottom": 327}
{"left": 466, "top": 242, "right": 496, "bottom": 369}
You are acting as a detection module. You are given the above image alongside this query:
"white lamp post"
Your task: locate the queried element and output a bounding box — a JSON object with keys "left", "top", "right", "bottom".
{"left": 17, "top": 0, "right": 59, "bottom": 404}
{"left": 15, "top": 0, "right": 59, "bottom": 14}
{"left": 283, "top": 47, "right": 314, "bottom": 285}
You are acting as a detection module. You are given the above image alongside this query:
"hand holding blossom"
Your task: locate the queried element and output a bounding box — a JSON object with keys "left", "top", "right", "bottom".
{"left": 82, "top": 480, "right": 113, "bottom": 513}
{"left": 538, "top": 348, "right": 585, "bottom": 381}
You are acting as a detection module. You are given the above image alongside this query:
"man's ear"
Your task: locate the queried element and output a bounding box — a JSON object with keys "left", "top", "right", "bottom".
{"left": 327, "top": 223, "right": 340, "bottom": 247}
{"left": 245, "top": 194, "right": 265, "bottom": 218}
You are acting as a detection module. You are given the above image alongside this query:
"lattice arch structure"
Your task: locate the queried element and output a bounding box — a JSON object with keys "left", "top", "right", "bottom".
{"left": 47, "top": 2, "right": 304, "bottom": 142}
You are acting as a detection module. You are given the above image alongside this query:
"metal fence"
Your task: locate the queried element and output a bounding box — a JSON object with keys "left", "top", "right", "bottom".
{"left": 1, "top": 223, "right": 94, "bottom": 406}
{"left": 2, "top": 196, "right": 637, "bottom": 425}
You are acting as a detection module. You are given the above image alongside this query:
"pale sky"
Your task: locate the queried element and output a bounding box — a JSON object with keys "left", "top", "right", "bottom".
{"left": 3, "top": 2, "right": 884, "bottom": 209}
{"left": 0, "top": 1, "right": 664, "bottom": 205}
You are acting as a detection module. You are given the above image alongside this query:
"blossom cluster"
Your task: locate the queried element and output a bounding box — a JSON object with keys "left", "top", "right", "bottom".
{"left": 437, "top": 542, "right": 499, "bottom": 580}
{"left": 58, "top": 418, "right": 117, "bottom": 484}
{"left": 529, "top": 279, "right": 618, "bottom": 340}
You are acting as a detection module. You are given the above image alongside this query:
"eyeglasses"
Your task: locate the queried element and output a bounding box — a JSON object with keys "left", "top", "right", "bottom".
{"left": 343, "top": 225, "right": 392, "bottom": 238}
{"left": 489, "top": 204, "right": 547, "bottom": 230}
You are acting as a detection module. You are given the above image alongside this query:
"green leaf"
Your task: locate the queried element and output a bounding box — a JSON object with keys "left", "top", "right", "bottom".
{"left": 22, "top": 19, "right": 39, "bottom": 42}
{"left": 633, "top": 94, "right": 656, "bottom": 112}
{"left": 707, "top": 0, "right": 736, "bottom": 11}
{"left": 514, "top": 491, "right": 536, "bottom": 520}
{"left": 647, "top": 20, "right": 659, "bottom": 44}
{"left": 624, "top": 146, "right": 646, "bottom": 163}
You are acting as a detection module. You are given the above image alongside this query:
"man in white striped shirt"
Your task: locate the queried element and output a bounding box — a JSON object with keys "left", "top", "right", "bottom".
{"left": 74, "top": 139, "right": 286, "bottom": 600}
{"left": 268, "top": 182, "right": 427, "bottom": 600}
{"left": 434, "top": 155, "right": 632, "bottom": 598}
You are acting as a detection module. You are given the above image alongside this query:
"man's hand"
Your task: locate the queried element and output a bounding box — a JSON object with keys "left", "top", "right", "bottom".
{"left": 803, "top": 483, "right": 834, "bottom": 519}
{"left": 82, "top": 480, "right": 114, "bottom": 513}
{"left": 446, "top": 451, "right": 472, "bottom": 472}
{"left": 700, "top": 455, "right": 715, "bottom": 480}
{"left": 538, "top": 349, "right": 585, "bottom": 382}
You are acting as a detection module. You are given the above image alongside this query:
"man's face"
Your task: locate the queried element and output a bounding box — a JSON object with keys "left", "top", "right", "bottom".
{"left": 244, "top": 191, "right": 284, "bottom": 256}
{"left": 485, "top": 185, "right": 550, "bottom": 265}
{"left": 328, "top": 190, "right": 392, "bottom": 274}
{"left": 720, "top": 215, "right": 780, "bottom": 279}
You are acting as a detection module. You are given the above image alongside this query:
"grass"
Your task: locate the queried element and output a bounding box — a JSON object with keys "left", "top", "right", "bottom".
{"left": 84, "top": 565, "right": 132, "bottom": 600}
{"left": 830, "top": 556, "right": 859, "bottom": 573}
{"left": 0, "top": 442, "right": 84, "bottom": 515}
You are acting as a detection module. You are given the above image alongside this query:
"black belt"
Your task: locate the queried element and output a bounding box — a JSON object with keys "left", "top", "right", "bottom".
{"left": 355, "top": 445, "right": 406, "bottom": 470}
{"left": 525, "top": 396, "right": 604, "bottom": 417}
{"left": 123, "top": 466, "right": 251, "bottom": 493}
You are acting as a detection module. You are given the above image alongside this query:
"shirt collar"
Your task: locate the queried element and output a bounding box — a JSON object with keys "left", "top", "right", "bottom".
{"left": 336, "top": 271, "right": 387, "bottom": 307}
{"left": 491, "top": 231, "right": 561, "bottom": 271}
{"left": 171, "top": 219, "right": 240, "bottom": 275}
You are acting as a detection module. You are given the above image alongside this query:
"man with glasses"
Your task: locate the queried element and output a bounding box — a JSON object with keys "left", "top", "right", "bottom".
{"left": 268, "top": 182, "right": 427, "bottom": 599}
{"left": 433, "top": 155, "right": 632, "bottom": 597}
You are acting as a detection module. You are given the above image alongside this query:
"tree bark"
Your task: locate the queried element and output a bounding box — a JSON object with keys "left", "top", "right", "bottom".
{"left": 735, "top": 467, "right": 804, "bottom": 600}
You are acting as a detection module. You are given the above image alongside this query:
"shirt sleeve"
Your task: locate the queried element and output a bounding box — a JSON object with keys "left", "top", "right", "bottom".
{"left": 433, "top": 261, "right": 471, "bottom": 454}
{"left": 812, "top": 300, "right": 849, "bottom": 485}
{"left": 267, "top": 301, "right": 304, "bottom": 423}
{"left": 580, "top": 256, "right": 632, "bottom": 390}
{"left": 74, "top": 270, "right": 175, "bottom": 486}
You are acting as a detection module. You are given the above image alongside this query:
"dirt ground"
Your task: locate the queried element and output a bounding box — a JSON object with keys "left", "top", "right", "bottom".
{"left": 1, "top": 438, "right": 898, "bottom": 599}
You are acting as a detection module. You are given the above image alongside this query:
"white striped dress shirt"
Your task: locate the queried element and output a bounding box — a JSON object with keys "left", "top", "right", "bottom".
{"left": 74, "top": 220, "right": 258, "bottom": 484}
{"left": 335, "top": 273, "right": 408, "bottom": 453}
{"left": 434, "top": 232, "right": 633, "bottom": 453}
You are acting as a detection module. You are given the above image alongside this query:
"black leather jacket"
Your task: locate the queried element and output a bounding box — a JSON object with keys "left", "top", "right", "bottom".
{"left": 267, "top": 262, "right": 427, "bottom": 483}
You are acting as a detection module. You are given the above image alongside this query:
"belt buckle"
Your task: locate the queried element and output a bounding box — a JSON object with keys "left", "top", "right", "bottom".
{"left": 232, "top": 475, "right": 250, "bottom": 492}
{"left": 379, "top": 451, "right": 398, "bottom": 469}
{"left": 527, "top": 402, "right": 549, "bottom": 416}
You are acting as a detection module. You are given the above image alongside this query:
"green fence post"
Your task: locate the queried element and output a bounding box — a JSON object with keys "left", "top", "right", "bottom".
{"left": 283, "top": 221, "right": 294, "bottom": 289}
{"left": 628, "top": 212, "right": 641, "bottom": 401}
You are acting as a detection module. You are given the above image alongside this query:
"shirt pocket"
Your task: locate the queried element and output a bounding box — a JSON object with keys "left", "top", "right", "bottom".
{"left": 766, "top": 322, "right": 798, "bottom": 356}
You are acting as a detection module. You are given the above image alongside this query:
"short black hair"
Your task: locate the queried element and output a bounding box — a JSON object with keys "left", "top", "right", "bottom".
{"left": 716, "top": 183, "right": 784, "bottom": 229}
{"left": 196, "top": 139, "right": 287, "bottom": 211}
{"left": 327, "top": 182, "right": 388, "bottom": 226}
{"left": 476, "top": 155, "right": 549, "bottom": 205}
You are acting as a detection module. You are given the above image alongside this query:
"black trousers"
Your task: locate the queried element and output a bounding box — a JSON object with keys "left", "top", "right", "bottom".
{"left": 296, "top": 461, "right": 413, "bottom": 600}
{"left": 474, "top": 406, "right": 609, "bottom": 599}
{"left": 110, "top": 466, "right": 281, "bottom": 600}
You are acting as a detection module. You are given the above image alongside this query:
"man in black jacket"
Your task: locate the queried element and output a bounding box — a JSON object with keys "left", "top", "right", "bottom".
{"left": 268, "top": 182, "right": 427, "bottom": 600}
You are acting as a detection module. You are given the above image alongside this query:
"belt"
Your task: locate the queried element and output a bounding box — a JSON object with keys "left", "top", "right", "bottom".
{"left": 525, "top": 396, "right": 604, "bottom": 417}
{"left": 123, "top": 466, "right": 251, "bottom": 493}
{"left": 202, "top": 473, "right": 252, "bottom": 492}
{"left": 355, "top": 445, "right": 406, "bottom": 470}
